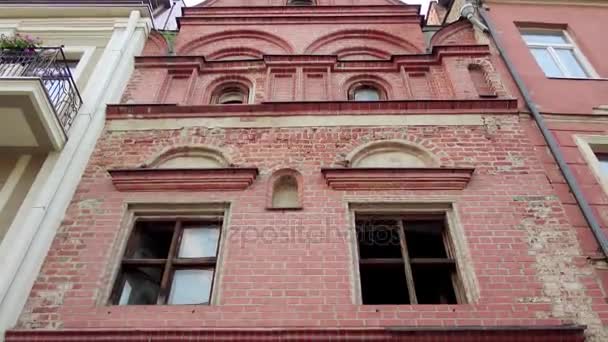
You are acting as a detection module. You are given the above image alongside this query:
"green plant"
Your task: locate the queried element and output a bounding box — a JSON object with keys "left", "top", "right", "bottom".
{"left": 0, "top": 34, "right": 42, "bottom": 50}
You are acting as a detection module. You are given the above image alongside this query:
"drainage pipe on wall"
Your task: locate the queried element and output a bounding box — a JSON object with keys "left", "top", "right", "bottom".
{"left": 466, "top": 1, "right": 608, "bottom": 258}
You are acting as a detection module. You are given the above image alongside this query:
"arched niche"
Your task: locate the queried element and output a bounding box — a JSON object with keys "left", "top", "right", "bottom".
{"left": 145, "top": 146, "right": 230, "bottom": 169}
{"left": 347, "top": 140, "right": 439, "bottom": 168}
{"left": 179, "top": 30, "right": 294, "bottom": 56}
{"left": 305, "top": 29, "right": 421, "bottom": 55}
{"left": 267, "top": 169, "right": 303, "bottom": 210}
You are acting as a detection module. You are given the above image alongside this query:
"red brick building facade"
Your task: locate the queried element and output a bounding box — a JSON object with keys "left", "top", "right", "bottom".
{"left": 5, "top": 0, "right": 607, "bottom": 341}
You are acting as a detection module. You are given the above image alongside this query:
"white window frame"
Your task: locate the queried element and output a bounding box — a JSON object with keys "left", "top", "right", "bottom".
{"left": 521, "top": 29, "right": 599, "bottom": 79}
{"left": 575, "top": 135, "right": 608, "bottom": 196}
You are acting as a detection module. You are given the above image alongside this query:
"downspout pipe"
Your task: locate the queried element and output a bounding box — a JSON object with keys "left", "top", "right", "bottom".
{"left": 474, "top": 3, "right": 608, "bottom": 258}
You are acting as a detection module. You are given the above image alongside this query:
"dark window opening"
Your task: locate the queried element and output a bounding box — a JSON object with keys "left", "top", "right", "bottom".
{"left": 111, "top": 217, "right": 223, "bottom": 306}
{"left": 360, "top": 263, "right": 409, "bottom": 305}
{"left": 356, "top": 215, "right": 463, "bottom": 305}
{"left": 287, "top": 0, "right": 315, "bottom": 5}
{"left": 211, "top": 84, "right": 249, "bottom": 105}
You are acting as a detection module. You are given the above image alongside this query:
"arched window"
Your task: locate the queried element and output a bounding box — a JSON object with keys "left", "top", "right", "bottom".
{"left": 287, "top": 0, "right": 315, "bottom": 6}
{"left": 211, "top": 84, "right": 249, "bottom": 105}
{"left": 348, "top": 83, "right": 385, "bottom": 102}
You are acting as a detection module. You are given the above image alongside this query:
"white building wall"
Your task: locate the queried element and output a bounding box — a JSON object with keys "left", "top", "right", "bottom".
{"left": 0, "top": 10, "right": 151, "bottom": 339}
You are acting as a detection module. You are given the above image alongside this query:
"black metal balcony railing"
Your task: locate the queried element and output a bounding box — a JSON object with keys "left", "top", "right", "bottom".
{"left": 0, "top": 47, "right": 83, "bottom": 132}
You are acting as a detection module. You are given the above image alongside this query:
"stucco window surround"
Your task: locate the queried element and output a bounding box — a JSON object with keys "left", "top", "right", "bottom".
{"left": 347, "top": 201, "right": 478, "bottom": 305}
{"left": 101, "top": 202, "right": 231, "bottom": 307}
{"left": 575, "top": 135, "right": 608, "bottom": 197}
{"left": 519, "top": 28, "right": 599, "bottom": 80}
{"left": 322, "top": 140, "right": 474, "bottom": 190}
{"left": 109, "top": 145, "right": 259, "bottom": 192}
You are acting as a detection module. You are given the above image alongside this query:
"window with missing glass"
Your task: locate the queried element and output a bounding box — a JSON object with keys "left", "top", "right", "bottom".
{"left": 355, "top": 214, "right": 465, "bottom": 305}
{"left": 110, "top": 217, "right": 222, "bottom": 305}
{"left": 521, "top": 30, "right": 596, "bottom": 79}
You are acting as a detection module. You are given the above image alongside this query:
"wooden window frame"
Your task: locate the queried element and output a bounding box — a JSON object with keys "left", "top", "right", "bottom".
{"left": 354, "top": 213, "right": 466, "bottom": 305}
{"left": 110, "top": 215, "right": 223, "bottom": 305}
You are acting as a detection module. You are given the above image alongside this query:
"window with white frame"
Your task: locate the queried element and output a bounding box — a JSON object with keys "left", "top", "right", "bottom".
{"left": 521, "top": 30, "right": 595, "bottom": 79}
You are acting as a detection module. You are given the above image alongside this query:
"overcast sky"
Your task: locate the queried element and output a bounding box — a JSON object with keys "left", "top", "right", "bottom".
{"left": 182, "top": 0, "right": 432, "bottom": 14}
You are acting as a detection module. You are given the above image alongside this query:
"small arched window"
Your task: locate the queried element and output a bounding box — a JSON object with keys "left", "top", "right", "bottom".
{"left": 211, "top": 84, "right": 249, "bottom": 105}
{"left": 348, "top": 83, "right": 385, "bottom": 102}
{"left": 287, "top": 0, "right": 315, "bottom": 5}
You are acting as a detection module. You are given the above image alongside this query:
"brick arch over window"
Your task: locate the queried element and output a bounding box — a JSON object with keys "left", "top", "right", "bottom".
{"left": 304, "top": 29, "right": 421, "bottom": 55}
{"left": 143, "top": 145, "right": 231, "bottom": 169}
{"left": 266, "top": 169, "right": 303, "bottom": 210}
{"left": 179, "top": 30, "right": 294, "bottom": 56}
{"left": 343, "top": 75, "right": 393, "bottom": 101}
{"left": 207, "top": 47, "right": 265, "bottom": 61}
{"left": 430, "top": 20, "right": 476, "bottom": 47}
{"left": 346, "top": 140, "right": 440, "bottom": 168}
{"left": 203, "top": 75, "right": 254, "bottom": 105}
{"left": 335, "top": 47, "right": 391, "bottom": 61}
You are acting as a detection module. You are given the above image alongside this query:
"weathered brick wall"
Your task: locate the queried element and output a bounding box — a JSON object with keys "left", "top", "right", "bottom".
{"left": 120, "top": 55, "right": 507, "bottom": 105}
{"left": 13, "top": 115, "right": 608, "bottom": 340}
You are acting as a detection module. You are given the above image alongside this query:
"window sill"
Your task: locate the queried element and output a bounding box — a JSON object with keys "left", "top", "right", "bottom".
{"left": 548, "top": 77, "right": 608, "bottom": 81}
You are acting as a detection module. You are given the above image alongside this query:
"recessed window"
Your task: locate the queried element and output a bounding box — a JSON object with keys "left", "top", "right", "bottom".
{"left": 521, "top": 30, "right": 595, "bottom": 79}
{"left": 287, "top": 0, "right": 314, "bottom": 5}
{"left": 111, "top": 217, "right": 222, "bottom": 305}
{"left": 211, "top": 84, "right": 249, "bottom": 104}
{"left": 349, "top": 84, "right": 384, "bottom": 102}
{"left": 595, "top": 153, "right": 608, "bottom": 176}
{"left": 355, "top": 214, "right": 464, "bottom": 305}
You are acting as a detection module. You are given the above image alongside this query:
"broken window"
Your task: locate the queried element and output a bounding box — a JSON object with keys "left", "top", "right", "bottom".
{"left": 111, "top": 217, "right": 222, "bottom": 305}
{"left": 355, "top": 215, "right": 464, "bottom": 305}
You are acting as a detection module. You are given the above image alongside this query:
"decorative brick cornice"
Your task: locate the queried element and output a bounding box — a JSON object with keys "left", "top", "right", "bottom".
{"left": 321, "top": 167, "right": 475, "bottom": 190}
{"left": 135, "top": 45, "right": 491, "bottom": 70}
{"left": 108, "top": 168, "right": 259, "bottom": 192}
{"left": 5, "top": 325, "right": 586, "bottom": 341}
{"left": 106, "top": 99, "right": 517, "bottom": 120}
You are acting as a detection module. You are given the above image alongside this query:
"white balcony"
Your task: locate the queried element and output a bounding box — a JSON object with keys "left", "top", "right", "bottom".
{"left": 0, "top": 48, "right": 82, "bottom": 151}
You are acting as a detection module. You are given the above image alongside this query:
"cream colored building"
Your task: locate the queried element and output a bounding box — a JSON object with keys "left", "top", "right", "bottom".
{"left": 0, "top": 1, "right": 165, "bottom": 337}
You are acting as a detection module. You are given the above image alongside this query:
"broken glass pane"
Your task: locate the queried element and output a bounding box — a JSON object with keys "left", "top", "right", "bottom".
{"left": 125, "top": 221, "right": 174, "bottom": 259}
{"left": 117, "top": 267, "right": 163, "bottom": 305}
